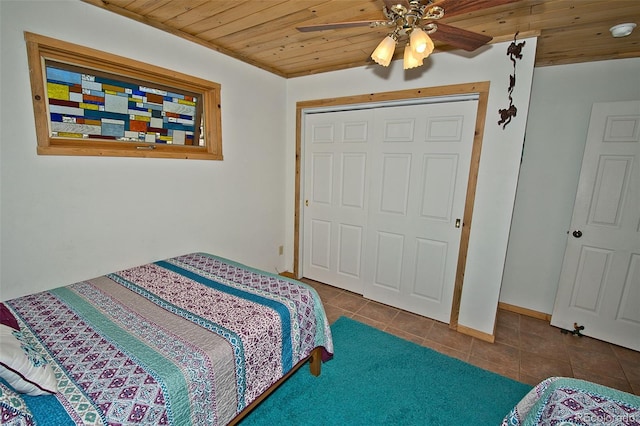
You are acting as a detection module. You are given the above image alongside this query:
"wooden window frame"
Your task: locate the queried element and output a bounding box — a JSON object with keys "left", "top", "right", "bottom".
{"left": 25, "top": 32, "right": 222, "bottom": 160}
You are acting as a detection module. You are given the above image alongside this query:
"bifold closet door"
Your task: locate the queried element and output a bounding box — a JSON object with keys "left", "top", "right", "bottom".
{"left": 362, "top": 101, "right": 477, "bottom": 323}
{"left": 302, "top": 109, "right": 374, "bottom": 294}
{"left": 302, "top": 99, "right": 478, "bottom": 323}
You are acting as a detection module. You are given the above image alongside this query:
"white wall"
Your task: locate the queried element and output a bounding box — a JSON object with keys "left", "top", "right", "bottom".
{"left": 0, "top": 1, "right": 288, "bottom": 300}
{"left": 285, "top": 37, "right": 537, "bottom": 336}
{"left": 500, "top": 58, "right": 640, "bottom": 314}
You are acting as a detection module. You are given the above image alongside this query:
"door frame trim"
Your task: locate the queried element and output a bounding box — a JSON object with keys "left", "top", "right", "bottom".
{"left": 293, "top": 82, "right": 490, "bottom": 329}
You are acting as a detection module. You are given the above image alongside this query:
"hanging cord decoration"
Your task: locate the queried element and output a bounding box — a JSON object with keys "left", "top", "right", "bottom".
{"left": 498, "top": 32, "right": 525, "bottom": 129}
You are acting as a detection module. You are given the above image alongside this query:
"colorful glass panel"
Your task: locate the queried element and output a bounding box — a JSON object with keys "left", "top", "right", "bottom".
{"left": 45, "top": 61, "right": 203, "bottom": 146}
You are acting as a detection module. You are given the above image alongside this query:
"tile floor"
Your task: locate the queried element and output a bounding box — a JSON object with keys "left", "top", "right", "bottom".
{"left": 303, "top": 278, "right": 640, "bottom": 396}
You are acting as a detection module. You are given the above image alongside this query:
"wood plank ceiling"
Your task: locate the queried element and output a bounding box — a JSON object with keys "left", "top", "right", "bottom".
{"left": 82, "top": 0, "right": 640, "bottom": 78}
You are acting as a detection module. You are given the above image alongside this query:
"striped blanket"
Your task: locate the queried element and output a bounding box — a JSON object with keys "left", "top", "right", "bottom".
{"left": 2, "top": 253, "right": 333, "bottom": 425}
{"left": 502, "top": 376, "right": 640, "bottom": 426}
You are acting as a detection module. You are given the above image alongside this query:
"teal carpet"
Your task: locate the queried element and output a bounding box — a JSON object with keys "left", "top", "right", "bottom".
{"left": 241, "top": 316, "right": 532, "bottom": 425}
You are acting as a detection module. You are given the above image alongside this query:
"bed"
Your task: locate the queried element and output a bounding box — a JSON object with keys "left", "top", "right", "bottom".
{"left": 502, "top": 376, "right": 640, "bottom": 426}
{"left": 0, "top": 252, "right": 334, "bottom": 425}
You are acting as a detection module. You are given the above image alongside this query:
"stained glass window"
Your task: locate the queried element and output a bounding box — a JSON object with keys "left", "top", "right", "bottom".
{"left": 25, "top": 32, "right": 222, "bottom": 160}
{"left": 45, "top": 61, "right": 204, "bottom": 146}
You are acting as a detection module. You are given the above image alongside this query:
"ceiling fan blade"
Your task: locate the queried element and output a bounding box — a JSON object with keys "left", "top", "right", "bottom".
{"left": 430, "top": 0, "right": 520, "bottom": 19}
{"left": 429, "top": 22, "right": 492, "bottom": 51}
{"left": 297, "top": 20, "right": 387, "bottom": 32}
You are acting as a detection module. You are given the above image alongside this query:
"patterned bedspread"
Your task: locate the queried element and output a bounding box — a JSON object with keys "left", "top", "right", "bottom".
{"left": 502, "top": 377, "right": 640, "bottom": 426}
{"left": 1, "top": 252, "right": 333, "bottom": 425}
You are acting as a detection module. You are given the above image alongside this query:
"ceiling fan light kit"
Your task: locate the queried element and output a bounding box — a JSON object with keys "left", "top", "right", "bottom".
{"left": 371, "top": 34, "right": 398, "bottom": 66}
{"left": 403, "top": 43, "right": 424, "bottom": 69}
{"left": 373, "top": 1, "right": 442, "bottom": 68}
{"left": 297, "top": 0, "right": 509, "bottom": 70}
{"left": 410, "top": 27, "right": 431, "bottom": 54}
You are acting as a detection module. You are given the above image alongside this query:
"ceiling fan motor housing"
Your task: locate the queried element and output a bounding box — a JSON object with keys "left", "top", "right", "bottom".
{"left": 385, "top": 1, "right": 444, "bottom": 35}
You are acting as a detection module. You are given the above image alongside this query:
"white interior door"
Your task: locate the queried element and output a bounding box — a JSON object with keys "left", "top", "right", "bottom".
{"left": 363, "top": 101, "right": 477, "bottom": 323}
{"left": 302, "top": 98, "right": 478, "bottom": 323}
{"left": 551, "top": 100, "right": 640, "bottom": 351}
{"left": 302, "top": 109, "right": 373, "bottom": 294}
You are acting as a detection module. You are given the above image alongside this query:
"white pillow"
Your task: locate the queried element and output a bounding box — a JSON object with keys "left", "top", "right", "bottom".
{"left": 0, "top": 324, "right": 58, "bottom": 396}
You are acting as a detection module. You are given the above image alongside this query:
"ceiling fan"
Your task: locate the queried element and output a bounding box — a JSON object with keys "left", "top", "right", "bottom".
{"left": 297, "top": 0, "right": 518, "bottom": 69}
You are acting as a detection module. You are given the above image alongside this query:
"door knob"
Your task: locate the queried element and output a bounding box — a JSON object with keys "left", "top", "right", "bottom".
{"left": 572, "top": 230, "right": 583, "bottom": 238}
